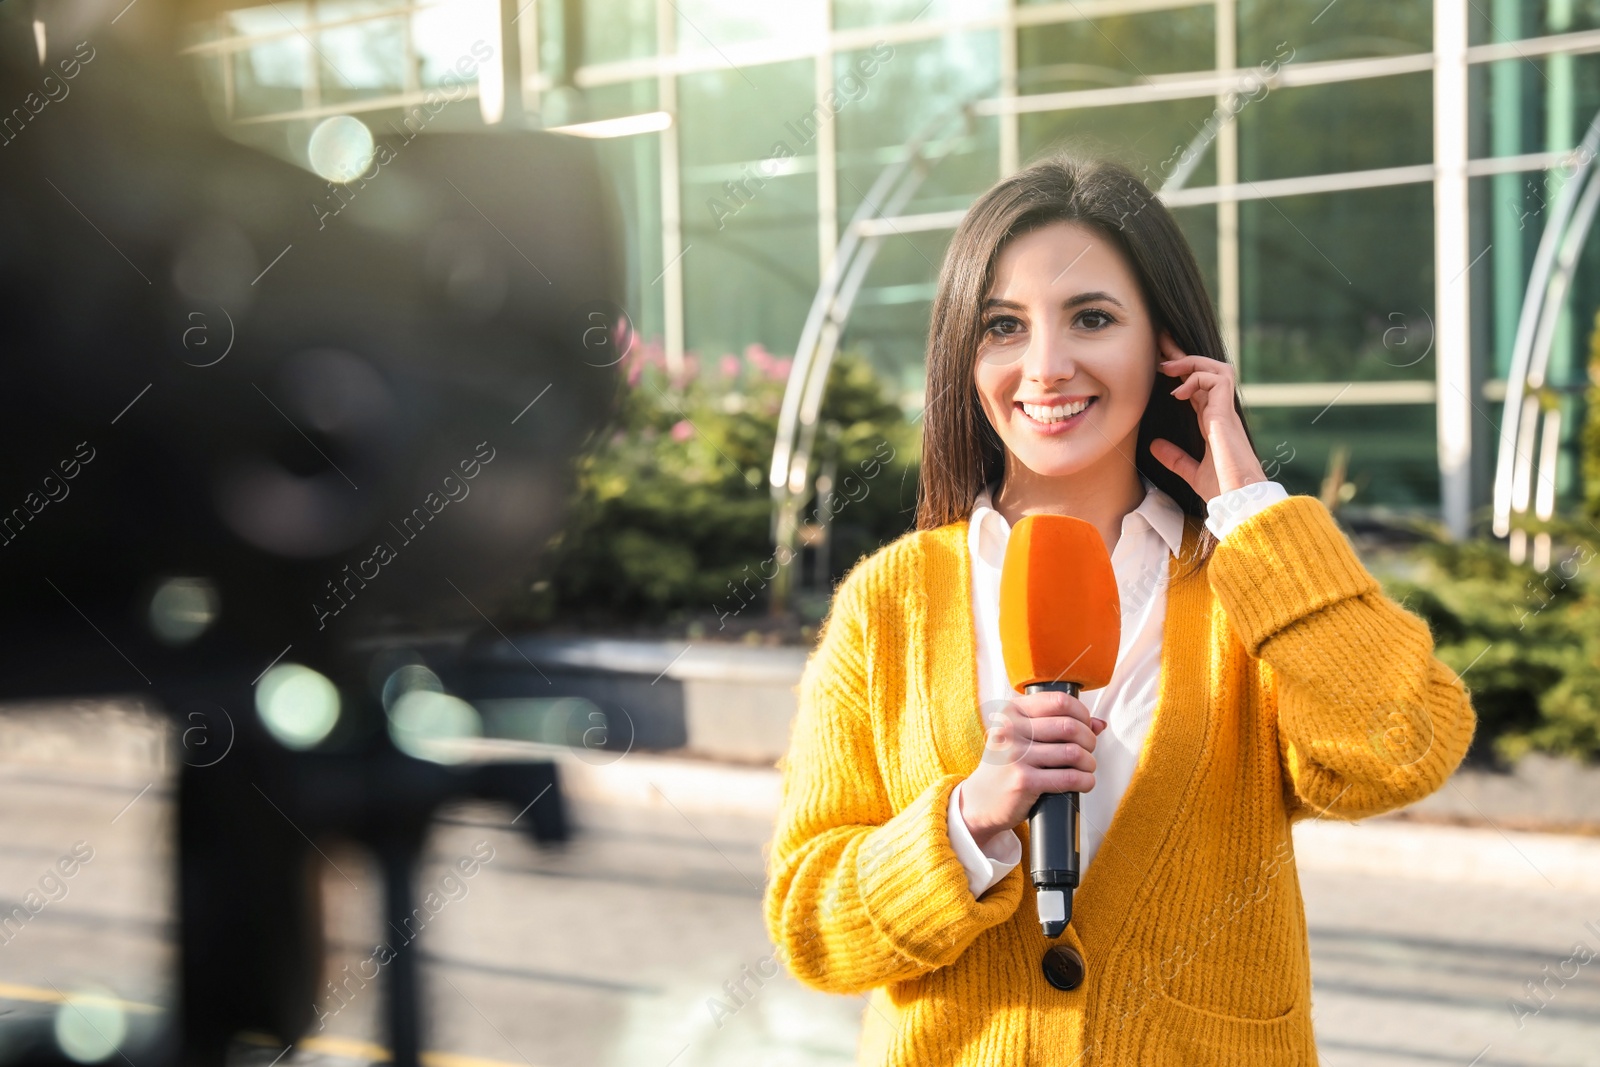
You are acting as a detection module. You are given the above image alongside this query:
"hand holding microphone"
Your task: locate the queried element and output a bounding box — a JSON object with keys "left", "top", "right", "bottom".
{"left": 958, "top": 692, "right": 1106, "bottom": 851}
{"left": 964, "top": 512, "right": 1120, "bottom": 991}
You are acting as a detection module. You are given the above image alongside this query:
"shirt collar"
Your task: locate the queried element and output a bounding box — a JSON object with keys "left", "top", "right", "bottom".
{"left": 971, "top": 475, "right": 1187, "bottom": 565}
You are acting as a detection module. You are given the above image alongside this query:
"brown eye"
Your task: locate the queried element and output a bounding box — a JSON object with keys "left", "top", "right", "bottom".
{"left": 1077, "top": 309, "right": 1115, "bottom": 330}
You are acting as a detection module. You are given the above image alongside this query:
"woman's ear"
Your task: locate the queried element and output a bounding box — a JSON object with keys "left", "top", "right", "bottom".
{"left": 1155, "top": 327, "right": 1183, "bottom": 364}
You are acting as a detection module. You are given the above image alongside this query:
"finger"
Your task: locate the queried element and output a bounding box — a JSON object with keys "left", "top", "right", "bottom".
{"left": 1171, "top": 370, "right": 1233, "bottom": 402}
{"left": 1015, "top": 714, "right": 1098, "bottom": 750}
{"left": 1157, "top": 339, "right": 1229, "bottom": 371}
{"left": 1012, "top": 690, "right": 1092, "bottom": 724}
{"left": 1023, "top": 742, "right": 1097, "bottom": 774}
{"left": 1025, "top": 767, "right": 1095, "bottom": 795}
{"left": 1090, "top": 717, "right": 1107, "bottom": 736}
{"left": 1169, "top": 366, "right": 1226, "bottom": 390}
{"left": 1150, "top": 437, "right": 1201, "bottom": 482}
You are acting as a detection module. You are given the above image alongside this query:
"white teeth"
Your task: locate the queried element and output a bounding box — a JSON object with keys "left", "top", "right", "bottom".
{"left": 1020, "top": 398, "right": 1092, "bottom": 423}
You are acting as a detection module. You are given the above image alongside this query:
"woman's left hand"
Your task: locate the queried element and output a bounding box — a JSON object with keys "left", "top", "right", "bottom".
{"left": 1148, "top": 332, "right": 1268, "bottom": 502}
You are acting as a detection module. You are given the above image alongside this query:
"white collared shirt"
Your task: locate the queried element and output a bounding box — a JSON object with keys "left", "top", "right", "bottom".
{"left": 947, "top": 477, "right": 1289, "bottom": 898}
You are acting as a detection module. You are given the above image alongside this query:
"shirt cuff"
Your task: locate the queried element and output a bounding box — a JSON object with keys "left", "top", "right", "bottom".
{"left": 1205, "top": 480, "right": 1290, "bottom": 540}
{"left": 946, "top": 782, "right": 1022, "bottom": 899}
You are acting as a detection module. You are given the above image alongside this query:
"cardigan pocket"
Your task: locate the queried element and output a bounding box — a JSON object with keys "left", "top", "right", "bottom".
{"left": 1140, "top": 988, "right": 1315, "bottom": 1066}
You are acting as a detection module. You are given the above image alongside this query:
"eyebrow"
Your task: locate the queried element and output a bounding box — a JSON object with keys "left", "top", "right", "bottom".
{"left": 983, "top": 291, "right": 1128, "bottom": 311}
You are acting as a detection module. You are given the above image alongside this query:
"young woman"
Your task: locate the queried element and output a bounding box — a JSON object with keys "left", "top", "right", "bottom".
{"left": 762, "top": 154, "right": 1476, "bottom": 1065}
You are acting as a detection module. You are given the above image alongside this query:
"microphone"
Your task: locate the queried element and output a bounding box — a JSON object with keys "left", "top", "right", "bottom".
{"left": 998, "top": 514, "right": 1120, "bottom": 942}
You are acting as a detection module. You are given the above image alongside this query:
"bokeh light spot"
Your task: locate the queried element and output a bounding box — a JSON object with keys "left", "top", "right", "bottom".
{"left": 308, "top": 116, "right": 375, "bottom": 183}
{"left": 53, "top": 987, "right": 127, "bottom": 1064}
{"left": 148, "top": 577, "right": 219, "bottom": 646}
{"left": 256, "top": 663, "right": 341, "bottom": 750}
{"left": 388, "top": 689, "right": 482, "bottom": 762}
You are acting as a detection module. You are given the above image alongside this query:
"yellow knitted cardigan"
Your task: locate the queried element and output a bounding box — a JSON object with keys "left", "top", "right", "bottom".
{"left": 763, "top": 494, "right": 1476, "bottom": 1066}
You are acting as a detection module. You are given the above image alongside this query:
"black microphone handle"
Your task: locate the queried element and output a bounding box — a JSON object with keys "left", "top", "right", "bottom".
{"left": 1025, "top": 680, "right": 1081, "bottom": 939}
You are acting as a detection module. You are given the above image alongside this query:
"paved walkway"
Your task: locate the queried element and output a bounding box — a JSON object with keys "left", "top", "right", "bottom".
{"left": 1, "top": 719, "right": 1597, "bottom": 1066}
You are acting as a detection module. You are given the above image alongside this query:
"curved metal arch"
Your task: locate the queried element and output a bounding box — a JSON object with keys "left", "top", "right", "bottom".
{"left": 765, "top": 94, "right": 990, "bottom": 606}
{"left": 1492, "top": 109, "right": 1600, "bottom": 543}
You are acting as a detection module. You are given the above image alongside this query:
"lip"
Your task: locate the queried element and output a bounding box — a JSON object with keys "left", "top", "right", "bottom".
{"left": 1016, "top": 396, "right": 1095, "bottom": 405}
{"left": 1014, "top": 396, "right": 1097, "bottom": 435}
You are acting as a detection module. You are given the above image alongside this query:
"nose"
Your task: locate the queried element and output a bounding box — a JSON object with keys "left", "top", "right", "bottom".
{"left": 1019, "top": 313, "right": 1076, "bottom": 385}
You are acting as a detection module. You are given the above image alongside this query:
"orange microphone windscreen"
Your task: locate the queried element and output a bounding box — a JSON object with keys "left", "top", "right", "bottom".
{"left": 998, "top": 513, "right": 1121, "bottom": 693}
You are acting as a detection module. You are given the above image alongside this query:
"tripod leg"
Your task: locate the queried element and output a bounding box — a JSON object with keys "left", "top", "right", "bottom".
{"left": 381, "top": 851, "right": 422, "bottom": 1067}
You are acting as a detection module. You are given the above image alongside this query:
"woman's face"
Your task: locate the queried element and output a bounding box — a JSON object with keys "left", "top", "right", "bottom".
{"left": 973, "top": 221, "right": 1159, "bottom": 483}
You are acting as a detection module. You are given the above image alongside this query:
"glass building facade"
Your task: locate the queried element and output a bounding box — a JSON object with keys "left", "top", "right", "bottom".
{"left": 186, "top": 0, "right": 1600, "bottom": 534}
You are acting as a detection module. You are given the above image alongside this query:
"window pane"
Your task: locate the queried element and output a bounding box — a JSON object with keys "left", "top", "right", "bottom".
{"left": 1245, "top": 404, "right": 1439, "bottom": 509}
{"left": 584, "top": 0, "right": 658, "bottom": 65}
{"left": 1239, "top": 184, "right": 1433, "bottom": 384}
{"left": 1019, "top": 5, "right": 1214, "bottom": 89}
{"left": 835, "top": 33, "right": 998, "bottom": 222}
{"left": 592, "top": 127, "right": 665, "bottom": 346}
{"left": 1020, "top": 97, "right": 1223, "bottom": 191}
{"left": 319, "top": 16, "right": 407, "bottom": 103}
{"left": 232, "top": 36, "right": 311, "bottom": 118}
{"left": 833, "top": 0, "right": 1002, "bottom": 32}
{"left": 1170, "top": 204, "right": 1220, "bottom": 314}
{"left": 1237, "top": 73, "right": 1432, "bottom": 182}
{"left": 674, "top": 0, "right": 821, "bottom": 51}
{"left": 1238, "top": 0, "right": 1430, "bottom": 60}
{"left": 1468, "top": 0, "right": 1598, "bottom": 46}
{"left": 839, "top": 230, "right": 954, "bottom": 403}
{"left": 680, "top": 60, "right": 819, "bottom": 358}
{"left": 581, "top": 78, "right": 660, "bottom": 121}
{"left": 228, "top": 2, "right": 311, "bottom": 35}
{"left": 413, "top": 0, "right": 501, "bottom": 89}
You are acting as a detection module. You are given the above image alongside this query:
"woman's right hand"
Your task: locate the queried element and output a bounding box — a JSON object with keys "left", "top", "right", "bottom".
{"left": 957, "top": 690, "right": 1106, "bottom": 850}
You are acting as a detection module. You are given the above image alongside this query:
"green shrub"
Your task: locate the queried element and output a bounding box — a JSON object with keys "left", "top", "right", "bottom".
{"left": 1586, "top": 306, "right": 1600, "bottom": 527}
{"left": 511, "top": 342, "right": 920, "bottom": 632}
{"left": 1382, "top": 530, "right": 1600, "bottom": 764}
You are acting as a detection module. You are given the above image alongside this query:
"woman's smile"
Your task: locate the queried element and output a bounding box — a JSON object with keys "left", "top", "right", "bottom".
{"left": 1014, "top": 395, "right": 1098, "bottom": 433}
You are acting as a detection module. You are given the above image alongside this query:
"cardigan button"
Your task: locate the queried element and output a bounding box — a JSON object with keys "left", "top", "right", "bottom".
{"left": 1042, "top": 945, "right": 1085, "bottom": 991}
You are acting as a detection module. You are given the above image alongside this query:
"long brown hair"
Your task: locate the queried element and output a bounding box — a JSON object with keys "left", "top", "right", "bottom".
{"left": 915, "top": 151, "right": 1257, "bottom": 569}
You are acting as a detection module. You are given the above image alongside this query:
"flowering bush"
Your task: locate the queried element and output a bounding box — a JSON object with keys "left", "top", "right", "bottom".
{"left": 511, "top": 341, "right": 919, "bottom": 636}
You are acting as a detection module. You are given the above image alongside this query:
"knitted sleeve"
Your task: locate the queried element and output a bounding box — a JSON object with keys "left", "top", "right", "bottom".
{"left": 762, "top": 562, "right": 1021, "bottom": 996}
{"left": 1207, "top": 494, "right": 1477, "bottom": 821}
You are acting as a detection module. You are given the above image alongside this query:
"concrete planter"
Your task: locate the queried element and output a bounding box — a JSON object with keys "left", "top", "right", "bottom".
{"left": 458, "top": 636, "right": 810, "bottom": 765}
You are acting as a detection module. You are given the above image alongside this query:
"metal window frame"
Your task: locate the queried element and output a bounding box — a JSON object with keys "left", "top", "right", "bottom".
{"left": 203, "top": 0, "right": 1600, "bottom": 537}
